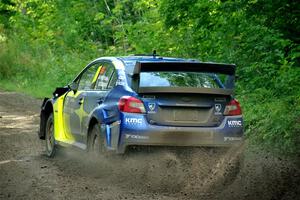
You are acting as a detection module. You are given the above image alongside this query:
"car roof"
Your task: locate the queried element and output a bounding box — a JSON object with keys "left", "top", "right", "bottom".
{"left": 117, "top": 56, "right": 197, "bottom": 64}
{"left": 118, "top": 55, "right": 194, "bottom": 61}
{"left": 93, "top": 56, "right": 235, "bottom": 75}
{"left": 116, "top": 56, "right": 199, "bottom": 74}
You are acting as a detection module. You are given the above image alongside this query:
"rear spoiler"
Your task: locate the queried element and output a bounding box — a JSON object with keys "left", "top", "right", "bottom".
{"left": 132, "top": 61, "right": 236, "bottom": 76}
{"left": 131, "top": 61, "right": 236, "bottom": 95}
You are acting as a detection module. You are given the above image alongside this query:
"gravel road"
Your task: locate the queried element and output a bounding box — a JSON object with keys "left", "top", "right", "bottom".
{"left": 0, "top": 91, "right": 299, "bottom": 200}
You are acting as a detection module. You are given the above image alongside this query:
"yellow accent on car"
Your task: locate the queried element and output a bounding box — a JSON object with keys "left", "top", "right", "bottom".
{"left": 92, "top": 66, "right": 102, "bottom": 84}
{"left": 74, "top": 97, "right": 89, "bottom": 128}
{"left": 52, "top": 93, "right": 75, "bottom": 143}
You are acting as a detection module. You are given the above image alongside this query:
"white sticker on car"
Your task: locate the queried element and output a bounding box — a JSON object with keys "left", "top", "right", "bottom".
{"left": 125, "top": 134, "right": 149, "bottom": 140}
{"left": 214, "top": 104, "right": 222, "bottom": 115}
{"left": 147, "top": 103, "right": 156, "bottom": 113}
{"left": 116, "top": 79, "right": 125, "bottom": 86}
{"left": 224, "top": 137, "right": 242, "bottom": 141}
{"left": 125, "top": 118, "right": 143, "bottom": 124}
{"left": 227, "top": 120, "right": 242, "bottom": 127}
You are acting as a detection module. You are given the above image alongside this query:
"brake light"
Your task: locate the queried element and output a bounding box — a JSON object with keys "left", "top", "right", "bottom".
{"left": 118, "top": 96, "right": 146, "bottom": 113}
{"left": 224, "top": 99, "right": 242, "bottom": 116}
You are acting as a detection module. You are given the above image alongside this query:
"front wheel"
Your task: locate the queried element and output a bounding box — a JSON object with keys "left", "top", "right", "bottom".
{"left": 45, "top": 113, "right": 56, "bottom": 157}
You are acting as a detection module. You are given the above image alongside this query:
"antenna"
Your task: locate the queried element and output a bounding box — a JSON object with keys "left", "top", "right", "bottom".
{"left": 153, "top": 50, "right": 157, "bottom": 58}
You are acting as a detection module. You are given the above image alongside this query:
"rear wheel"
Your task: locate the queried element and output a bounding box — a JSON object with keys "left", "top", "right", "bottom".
{"left": 88, "top": 123, "right": 107, "bottom": 157}
{"left": 45, "top": 113, "right": 56, "bottom": 157}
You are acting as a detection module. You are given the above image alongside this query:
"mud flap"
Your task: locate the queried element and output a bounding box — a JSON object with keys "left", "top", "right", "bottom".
{"left": 39, "top": 98, "right": 50, "bottom": 139}
{"left": 101, "top": 121, "right": 120, "bottom": 151}
{"left": 110, "top": 120, "right": 121, "bottom": 150}
{"left": 39, "top": 110, "right": 46, "bottom": 139}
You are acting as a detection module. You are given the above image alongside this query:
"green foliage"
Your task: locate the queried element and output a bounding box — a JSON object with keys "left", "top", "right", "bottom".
{"left": 0, "top": 0, "right": 299, "bottom": 154}
{"left": 239, "top": 90, "right": 300, "bottom": 154}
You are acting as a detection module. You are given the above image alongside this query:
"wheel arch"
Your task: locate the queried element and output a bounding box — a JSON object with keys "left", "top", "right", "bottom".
{"left": 86, "top": 107, "right": 107, "bottom": 145}
{"left": 86, "top": 116, "right": 100, "bottom": 148}
{"left": 88, "top": 117, "right": 99, "bottom": 135}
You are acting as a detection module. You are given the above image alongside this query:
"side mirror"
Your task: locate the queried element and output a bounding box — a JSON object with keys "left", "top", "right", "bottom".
{"left": 68, "top": 82, "right": 78, "bottom": 93}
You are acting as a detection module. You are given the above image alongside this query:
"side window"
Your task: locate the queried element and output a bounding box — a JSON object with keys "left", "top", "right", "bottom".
{"left": 78, "top": 64, "right": 100, "bottom": 90}
{"left": 95, "top": 63, "right": 115, "bottom": 90}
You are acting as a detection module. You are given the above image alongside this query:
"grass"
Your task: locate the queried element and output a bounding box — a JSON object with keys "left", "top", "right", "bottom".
{"left": 0, "top": 79, "right": 52, "bottom": 98}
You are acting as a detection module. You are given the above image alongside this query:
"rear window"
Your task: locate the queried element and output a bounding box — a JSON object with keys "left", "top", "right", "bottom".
{"left": 139, "top": 72, "right": 233, "bottom": 89}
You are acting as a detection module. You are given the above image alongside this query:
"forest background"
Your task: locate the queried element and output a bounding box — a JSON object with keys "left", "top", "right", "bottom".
{"left": 0, "top": 0, "right": 299, "bottom": 154}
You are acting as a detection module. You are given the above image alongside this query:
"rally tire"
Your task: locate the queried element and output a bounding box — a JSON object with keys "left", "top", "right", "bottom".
{"left": 45, "top": 113, "right": 56, "bottom": 157}
{"left": 88, "top": 123, "right": 107, "bottom": 157}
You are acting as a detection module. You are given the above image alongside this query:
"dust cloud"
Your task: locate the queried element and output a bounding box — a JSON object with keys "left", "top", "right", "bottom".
{"left": 0, "top": 91, "right": 299, "bottom": 200}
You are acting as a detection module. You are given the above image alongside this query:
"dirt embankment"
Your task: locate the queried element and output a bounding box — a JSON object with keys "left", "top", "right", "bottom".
{"left": 0, "top": 91, "right": 299, "bottom": 200}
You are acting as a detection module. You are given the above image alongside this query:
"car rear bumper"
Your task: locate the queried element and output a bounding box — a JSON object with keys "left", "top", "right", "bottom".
{"left": 117, "top": 113, "right": 243, "bottom": 153}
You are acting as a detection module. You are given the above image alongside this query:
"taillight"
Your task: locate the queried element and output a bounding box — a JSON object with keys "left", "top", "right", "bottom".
{"left": 224, "top": 99, "right": 242, "bottom": 116}
{"left": 118, "top": 96, "right": 146, "bottom": 113}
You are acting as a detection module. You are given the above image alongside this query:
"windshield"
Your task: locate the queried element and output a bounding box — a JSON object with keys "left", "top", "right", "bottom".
{"left": 139, "top": 72, "right": 234, "bottom": 89}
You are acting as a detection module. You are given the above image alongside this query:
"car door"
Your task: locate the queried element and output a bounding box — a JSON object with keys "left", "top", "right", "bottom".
{"left": 63, "top": 61, "right": 116, "bottom": 143}
{"left": 63, "top": 63, "right": 100, "bottom": 142}
{"left": 81, "top": 61, "right": 116, "bottom": 133}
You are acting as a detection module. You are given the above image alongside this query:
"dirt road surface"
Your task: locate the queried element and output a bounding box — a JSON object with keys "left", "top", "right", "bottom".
{"left": 0, "top": 91, "right": 299, "bottom": 200}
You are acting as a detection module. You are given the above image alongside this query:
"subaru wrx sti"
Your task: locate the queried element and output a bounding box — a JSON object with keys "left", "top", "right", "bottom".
{"left": 39, "top": 55, "right": 243, "bottom": 157}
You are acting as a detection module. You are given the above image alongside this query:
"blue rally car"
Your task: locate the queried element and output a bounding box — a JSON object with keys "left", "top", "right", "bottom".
{"left": 39, "top": 55, "right": 243, "bottom": 157}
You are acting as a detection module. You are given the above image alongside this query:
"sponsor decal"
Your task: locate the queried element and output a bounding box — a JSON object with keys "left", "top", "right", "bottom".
{"left": 214, "top": 104, "right": 222, "bottom": 115}
{"left": 116, "top": 80, "right": 125, "bottom": 86}
{"left": 224, "top": 137, "right": 242, "bottom": 141}
{"left": 125, "top": 134, "right": 149, "bottom": 140}
{"left": 116, "top": 75, "right": 126, "bottom": 86}
{"left": 227, "top": 120, "right": 242, "bottom": 127}
{"left": 125, "top": 118, "right": 143, "bottom": 124}
{"left": 148, "top": 103, "right": 156, "bottom": 112}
